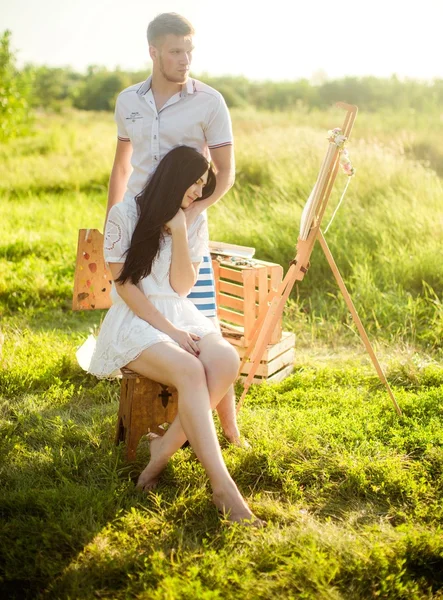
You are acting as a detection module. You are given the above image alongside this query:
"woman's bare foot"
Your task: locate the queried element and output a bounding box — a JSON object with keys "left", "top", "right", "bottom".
{"left": 212, "top": 485, "right": 266, "bottom": 528}
{"left": 224, "top": 433, "right": 251, "bottom": 449}
{"left": 136, "top": 435, "right": 168, "bottom": 492}
{"left": 223, "top": 426, "right": 251, "bottom": 449}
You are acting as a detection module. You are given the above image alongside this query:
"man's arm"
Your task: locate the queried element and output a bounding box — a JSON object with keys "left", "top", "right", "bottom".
{"left": 184, "top": 145, "right": 235, "bottom": 221}
{"left": 204, "top": 144, "right": 235, "bottom": 208}
{"left": 105, "top": 139, "right": 133, "bottom": 222}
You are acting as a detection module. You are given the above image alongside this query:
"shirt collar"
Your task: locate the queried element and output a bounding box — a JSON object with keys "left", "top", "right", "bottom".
{"left": 182, "top": 78, "right": 195, "bottom": 97}
{"left": 136, "top": 76, "right": 195, "bottom": 97}
{"left": 136, "top": 76, "right": 152, "bottom": 96}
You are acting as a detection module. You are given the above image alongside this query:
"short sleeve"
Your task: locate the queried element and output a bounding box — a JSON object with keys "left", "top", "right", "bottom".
{"left": 204, "top": 94, "right": 233, "bottom": 150}
{"left": 189, "top": 215, "right": 209, "bottom": 263}
{"left": 104, "top": 205, "right": 131, "bottom": 263}
{"left": 114, "top": 94, "right": 130, "bottom": 142}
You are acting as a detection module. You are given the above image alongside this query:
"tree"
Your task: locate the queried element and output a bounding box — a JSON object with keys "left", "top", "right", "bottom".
{"left": 0, "top": 30, "right": 32, "bottom": 142}
{"left": 23, "top": 65, "right": 82, "bottom": 110}
{"left": 72, "top": 67, "right": 132, "bottom": 111}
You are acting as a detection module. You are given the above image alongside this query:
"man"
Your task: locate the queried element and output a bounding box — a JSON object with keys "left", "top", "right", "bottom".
{"left": 106, "top": 12, "right": 244, "bottom": 446}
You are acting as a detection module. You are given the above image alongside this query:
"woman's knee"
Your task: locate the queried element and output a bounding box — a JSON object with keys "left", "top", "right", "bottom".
{"left": 208, "top": 342, "right": 240, "bottom": 381}
{"left": 224, "top": 344, "right": 241, "bottom": 378}
{"left": 175, "top": 354, "right": 206, "bottom": 389}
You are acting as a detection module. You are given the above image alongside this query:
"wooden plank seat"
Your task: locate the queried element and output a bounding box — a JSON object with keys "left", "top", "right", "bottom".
{"left": 117, "top": 368, "right": 178, "bottom": 462}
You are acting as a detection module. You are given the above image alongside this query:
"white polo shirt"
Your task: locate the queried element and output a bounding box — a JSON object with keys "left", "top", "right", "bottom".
{"left": 115, "top": 76, "right": 233, "bottom": 202}
{"left": 114, "top": 76, "right": 233, "bottom": 317}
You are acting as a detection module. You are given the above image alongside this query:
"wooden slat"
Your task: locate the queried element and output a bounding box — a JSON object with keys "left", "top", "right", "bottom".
{"left": 265, "top": 364, "right": 295, "bottom": 383}
{"left": 220, "top": 322, "right": 245, "bottom": 347}
{"left": 266, "top": 348, "right": 295, "bottom": 376}
{"left": 242, "top": 269, "right": 257, "bottom": 342}
{"left": 218, "top": 266, "right": 244, "bottom": 283}
{"left": 218, "top": 293, "right": 244, "bottom": 312}
{"left": 236, "top": 364, "right": 294, "bottom": 384}
{"left": 269, "top": 264, "right": 284, "bottom": 292}
{"left": 219, "top": 280, "right": 245, "bottom": 298}
{"left": 269, "top": 265, "right": 284, "bottom": 344}
{"left": 256, "top": 267, "right": 268, "bottom": 318}
{"left": 240, "top": 347, "right": 295, "bottom": 377}
{"left": 219, "top": 307, "right": 245, "bottom": 327}
{"left": 234, "top": 331, "right": 295, "bottom": 361}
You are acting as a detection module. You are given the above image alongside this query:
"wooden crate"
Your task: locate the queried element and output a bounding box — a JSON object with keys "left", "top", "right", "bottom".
{"left": 233, "top": 331, "right": 295, "bottom": 384}
{"left": 212, "top": 257, "right": 284, "bottom": 346}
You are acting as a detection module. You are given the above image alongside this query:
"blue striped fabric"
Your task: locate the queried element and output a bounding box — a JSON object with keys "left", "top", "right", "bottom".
{"left": 187, "top": 255, "right": 217, "bottom": 317}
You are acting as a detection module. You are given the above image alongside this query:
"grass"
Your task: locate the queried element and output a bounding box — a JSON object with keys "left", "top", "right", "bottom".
{"left": 1, "top": 107, "right": 442, "bottom": 349}
{"left": 0, "top": 107, "right": 442, "bottom": 598}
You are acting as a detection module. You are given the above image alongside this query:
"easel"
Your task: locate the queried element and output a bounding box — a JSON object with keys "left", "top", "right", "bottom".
{"left": 237, "top": 102, "right": 402, "bottom": 417}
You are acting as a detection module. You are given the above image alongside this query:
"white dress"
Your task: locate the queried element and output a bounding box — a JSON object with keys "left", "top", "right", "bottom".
{"left": 87, "top": 198, "right": 219, "bottom": 378}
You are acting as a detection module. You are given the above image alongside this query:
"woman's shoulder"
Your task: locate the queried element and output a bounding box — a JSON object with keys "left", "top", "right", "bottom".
{"left": 108, "top": 198, "right": 138, "bottom": 228}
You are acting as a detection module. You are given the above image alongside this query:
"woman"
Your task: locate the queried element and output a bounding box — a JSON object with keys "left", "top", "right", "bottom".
{"left": 89, "top": 146, "right": 263, "bottom": 526}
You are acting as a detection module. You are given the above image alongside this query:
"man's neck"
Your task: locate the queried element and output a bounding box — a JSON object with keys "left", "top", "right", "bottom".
{"left": 151, "top": 72, "right": 183, "bottom": 111}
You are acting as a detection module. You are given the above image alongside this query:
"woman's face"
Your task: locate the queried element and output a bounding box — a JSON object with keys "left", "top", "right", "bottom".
{"left": 181, "top": 170, "right": 209, "bottom": 209}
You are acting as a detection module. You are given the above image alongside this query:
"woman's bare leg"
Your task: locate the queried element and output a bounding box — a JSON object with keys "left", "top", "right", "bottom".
{"left": 206, "top": 317, "right": 243, "bottom": 445}
{"left": 216, "top": 387, "right": 242, "bottom": 443}
{"left": 127, "top": 338, "right": 258, "bottom": 522}
{"left": 132, "top": 335, "right": 238, "bottom": 486}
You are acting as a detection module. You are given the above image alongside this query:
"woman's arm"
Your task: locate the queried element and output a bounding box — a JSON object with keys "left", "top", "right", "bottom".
{"left": 167, "top": 210, "right": 199, "bottom": 297}
{"left": 108, "top": 262, "right": 200, "bottom": 355}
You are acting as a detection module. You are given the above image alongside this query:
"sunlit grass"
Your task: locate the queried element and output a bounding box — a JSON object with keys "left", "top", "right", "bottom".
{"left": 1, "top": 108, "right": 442, "bottom": 598}
{"left": 1, "top": 322, "right": 442, "bottom": 598}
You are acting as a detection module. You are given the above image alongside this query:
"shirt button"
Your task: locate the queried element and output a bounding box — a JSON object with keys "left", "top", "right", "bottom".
{"left": 154, "top": 135, "right": 157, "bottom": 140}
{"left": 154, "top": 156, "right": 157, "bottom": 161}
{"left": 155, "top": 117, "right": 158, "bottom": 120}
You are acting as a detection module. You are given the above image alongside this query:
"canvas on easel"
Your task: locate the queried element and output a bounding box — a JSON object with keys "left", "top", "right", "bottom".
{"left": 237, "top": 102, "right": 402, "bottom": 416}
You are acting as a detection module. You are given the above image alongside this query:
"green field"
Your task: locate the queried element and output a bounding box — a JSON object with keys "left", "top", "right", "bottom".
{"left": 0, "top": 108, "right": 442, "bottom": 599}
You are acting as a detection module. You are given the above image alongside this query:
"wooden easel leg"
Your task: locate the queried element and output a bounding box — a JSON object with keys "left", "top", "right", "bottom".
{"left": 317, "top": 231, "right": 402, "bottom": 416}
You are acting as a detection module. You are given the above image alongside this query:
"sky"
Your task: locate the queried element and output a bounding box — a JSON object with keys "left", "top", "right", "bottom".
{"left": 2, "top": 0, "right": 443, "bottom": 82}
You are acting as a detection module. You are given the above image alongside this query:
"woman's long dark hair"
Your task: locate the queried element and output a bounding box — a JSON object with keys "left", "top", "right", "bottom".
{"left": 116, "top": 145, "right": 216, "bottom": 285}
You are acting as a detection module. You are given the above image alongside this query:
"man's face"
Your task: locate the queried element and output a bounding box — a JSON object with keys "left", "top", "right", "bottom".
{"left": 151, "top": 34, "right": 194, "bottom": 85}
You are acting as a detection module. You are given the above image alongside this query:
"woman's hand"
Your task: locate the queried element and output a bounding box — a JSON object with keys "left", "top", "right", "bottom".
{"left": 165, "top": 209, "right": 186, "bottom": 233}
{"left": 169, "top": 327, "right": 201, "bottom": 356}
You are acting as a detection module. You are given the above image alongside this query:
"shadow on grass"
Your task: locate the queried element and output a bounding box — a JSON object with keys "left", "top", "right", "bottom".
{"left": 0, "top": 417, "right": 229, "bottom": 599}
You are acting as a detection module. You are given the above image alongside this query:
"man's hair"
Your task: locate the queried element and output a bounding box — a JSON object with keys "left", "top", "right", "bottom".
{"left": 147, "top": 13, "right": 194, "bottom": 46}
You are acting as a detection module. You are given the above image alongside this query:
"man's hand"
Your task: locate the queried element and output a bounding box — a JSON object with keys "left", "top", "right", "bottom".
{"left": 183, "top": 200, "right": 206, "bottom": 226}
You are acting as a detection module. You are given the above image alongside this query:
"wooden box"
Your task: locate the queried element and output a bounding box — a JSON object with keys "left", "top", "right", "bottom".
{"left": 234, "top": 331, "right": 295, "bottom": 384}
{"left": 212, "top": 257, "right": 284, "bottom": 347}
